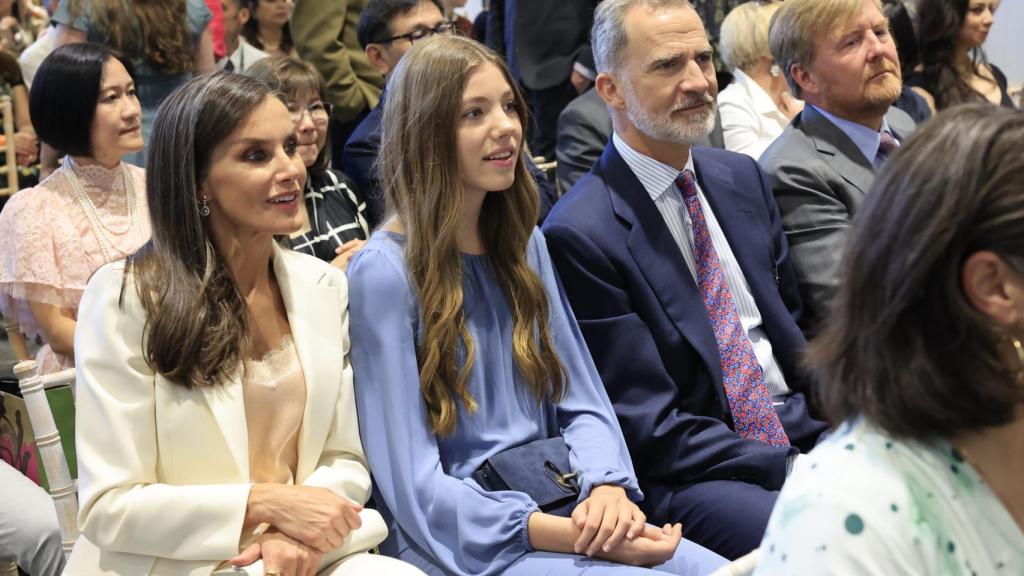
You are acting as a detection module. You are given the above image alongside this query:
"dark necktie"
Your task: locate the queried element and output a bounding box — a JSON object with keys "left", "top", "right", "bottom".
{"left": 224, "top": 59, "right": 235, "bottom": 73}
{"left": 877, "top": 130, "right": 899, "bottom": 163}
{"left": 676, "top": 170, "right": 789, "bottom": 447}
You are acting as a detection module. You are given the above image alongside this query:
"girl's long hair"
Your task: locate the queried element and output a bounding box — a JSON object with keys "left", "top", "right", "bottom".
{"left": 129, "top": 72, "right": 274, "bottom": 388}
{"left": 378, "top": 35, "right": 566, "bottom": 436}
{"left": 69, "top": 0, "right": 195, "bottom": 75}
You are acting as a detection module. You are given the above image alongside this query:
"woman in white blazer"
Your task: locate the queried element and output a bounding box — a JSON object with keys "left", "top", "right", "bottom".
{"left": 66, "top": 72, "right": 422, "bottom": 576}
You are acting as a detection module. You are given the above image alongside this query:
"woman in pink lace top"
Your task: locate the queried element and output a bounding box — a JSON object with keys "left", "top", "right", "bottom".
{"left": 0, "top": 42, "right": 150, "bottom": 374}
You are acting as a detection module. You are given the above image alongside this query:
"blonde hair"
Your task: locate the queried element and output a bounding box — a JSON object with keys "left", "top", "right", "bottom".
{"left": 378, "top": 35, "right": 567, "bottom": 436}
{"left": 769, "top": 0, "right": 883, "bottom": 97}
{"left": 719, "top": 1, "right": 780, "bottom": 73}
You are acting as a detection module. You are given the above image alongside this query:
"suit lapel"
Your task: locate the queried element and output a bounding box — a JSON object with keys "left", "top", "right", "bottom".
{"left": 599, "top": 145, "right": 723, "bottom": 384}
{"left": 198, "top": 366, "right": 249, "bottom": 478}
{"left": 272, "top": 244, "right": 345, "bottom": 480}
{"left": 885, "top": 106, "right": 917, "bottom": 143}
{"left": 802, "top": 106, "right": 875, "bottom": 196}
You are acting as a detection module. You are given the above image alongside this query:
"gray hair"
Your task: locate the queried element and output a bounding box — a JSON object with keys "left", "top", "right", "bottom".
{"left": 592, "top": 0, "right": 695, "bottom": 74}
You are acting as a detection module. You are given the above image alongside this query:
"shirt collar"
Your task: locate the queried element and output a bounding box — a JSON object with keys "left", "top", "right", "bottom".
{"left": 811, "top": 104, "right": 894, "bottom": 163}
{"left": 732, "top": 68, "right": 782, "bottom": 117}
{"left": 612, "top": 132, "right": 695, "bottom": 202}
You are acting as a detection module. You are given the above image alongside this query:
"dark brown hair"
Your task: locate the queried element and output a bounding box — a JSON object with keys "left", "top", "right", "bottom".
{"left": 379, "top": 35, "right": 566, "bottom": 436}
{"left": 915, "top": 0, "right": 993, "bottom": 110}
{"left": 810, "top": 104, "right": 1024, "bottom": 439}
{"left": 128, "top": 72, "right": 275, "bottom": 388}
{"left": 70, "top": 0, "right": 195, "bottom": 75}
{"left": 241, "top": 0, "right": 294, "bottom": 54}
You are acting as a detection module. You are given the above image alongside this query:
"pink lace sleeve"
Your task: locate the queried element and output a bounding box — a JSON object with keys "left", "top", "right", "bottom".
{"left": 0, "top": 182, "right": 93, "bottom": 335}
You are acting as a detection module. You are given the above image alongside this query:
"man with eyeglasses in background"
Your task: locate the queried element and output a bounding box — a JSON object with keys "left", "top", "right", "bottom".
{"left": 291, "top": 0, "right": 384, "bottom": 170}
{"left": 343, "top": 0, "right": 557, "bottom": 227}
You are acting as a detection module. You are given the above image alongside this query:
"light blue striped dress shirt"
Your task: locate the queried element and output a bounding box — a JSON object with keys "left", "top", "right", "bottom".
{"left": 612, "top": 133, "right": 791, "bottom": 398}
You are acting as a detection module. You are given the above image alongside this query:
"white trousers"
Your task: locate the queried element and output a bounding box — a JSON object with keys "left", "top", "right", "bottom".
{"left": 0, "top": 460, "right": 64, "bottom": 576}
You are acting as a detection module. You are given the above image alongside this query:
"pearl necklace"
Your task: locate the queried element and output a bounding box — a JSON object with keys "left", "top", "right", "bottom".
{"left": 64, "top": 159, "right": 145, "bottom": 263}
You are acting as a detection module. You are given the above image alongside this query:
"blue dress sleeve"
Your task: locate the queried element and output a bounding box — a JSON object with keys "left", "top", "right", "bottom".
{"left": 348, "top": 243, "right": 540, "bottom": 576}
{"left": 530, "top": 230, "right": 643, "bottom": 503}
{"left": 186, "top": 0, "right": 212, "bottom": 39}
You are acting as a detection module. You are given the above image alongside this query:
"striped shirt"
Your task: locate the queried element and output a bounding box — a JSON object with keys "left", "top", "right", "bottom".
{"left": 612, "top": 133, "right": 791, "bottom": 398}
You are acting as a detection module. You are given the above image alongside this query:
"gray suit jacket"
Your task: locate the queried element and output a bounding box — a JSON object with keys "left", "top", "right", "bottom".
{"left": 556, "top": 88, "right": 725, "bottom": 193}
{"left": 758, "top": 105, "right": 917, "bottom": 333}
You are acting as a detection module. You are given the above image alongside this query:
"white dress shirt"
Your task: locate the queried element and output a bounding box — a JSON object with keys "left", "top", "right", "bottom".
{"left": 612, "top": 132, "right": 791, "bottom": 398}
{"left": 218, "top": 38, "right": 269, "bottom": 73}
{"left": 718, "top": 69, "right": 792, "bottom": 160}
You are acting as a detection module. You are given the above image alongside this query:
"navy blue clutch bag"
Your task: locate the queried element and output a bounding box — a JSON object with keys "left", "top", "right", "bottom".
{"left": 471, "top": 437, "right": 580, "bottom": 517}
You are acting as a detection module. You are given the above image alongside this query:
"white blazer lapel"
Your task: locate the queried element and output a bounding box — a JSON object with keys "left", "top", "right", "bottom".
{"left": 272, "top": 244, "right": 346, "bottom": 480}
{"left": 196, "top": 371, "right": 249, "bottom": 479}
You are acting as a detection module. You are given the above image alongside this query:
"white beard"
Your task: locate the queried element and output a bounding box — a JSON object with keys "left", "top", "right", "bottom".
{"left": 622, "top": 79, "right": 716, "bottom": 145}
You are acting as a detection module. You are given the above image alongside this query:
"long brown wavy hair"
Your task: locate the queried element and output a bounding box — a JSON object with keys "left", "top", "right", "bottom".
{"left": 127, "top": 72, "right": 277, "bottom": 388}
{"left": 69, "top": 0, "right": 194, "bottom": 75}
{"left": 378, "top": 35, "right": 567, "bottom": 436}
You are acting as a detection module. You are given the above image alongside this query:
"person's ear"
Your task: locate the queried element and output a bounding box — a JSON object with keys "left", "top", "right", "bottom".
{"left": 238, "top": 6, "right": 251, "bottom": 25}
{"left": 963, "top": 251, "right": 1023, "bottom": 327}
{"left": 790, "top": 62, "right": 818, "bottom": 99}
{"left": 595, "top": 72, "right": 626, "bottom": 111}
{"left": 365, "top": 44, "right": 394, "bottom": 76}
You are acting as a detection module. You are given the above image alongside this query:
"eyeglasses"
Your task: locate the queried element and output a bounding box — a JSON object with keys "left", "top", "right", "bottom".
{"left": 288, "top": 101, "right": 332, "bottom": 125}
{"left": 379, "top": 22, "right": 453, "bottom": 45}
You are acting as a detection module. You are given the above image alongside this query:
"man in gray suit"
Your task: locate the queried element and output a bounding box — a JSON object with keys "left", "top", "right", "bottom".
{"left": 759, "top": 0, "right": 916, "bottom": 333}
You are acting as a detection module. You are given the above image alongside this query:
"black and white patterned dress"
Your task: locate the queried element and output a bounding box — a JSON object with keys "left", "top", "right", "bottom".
{"left": 282, "top": 169, "right": 370, "bottom": 263}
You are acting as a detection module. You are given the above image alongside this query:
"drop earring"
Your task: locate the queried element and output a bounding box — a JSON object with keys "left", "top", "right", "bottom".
{"left": 199, "top": 195, "right": 210, "bottom": 217}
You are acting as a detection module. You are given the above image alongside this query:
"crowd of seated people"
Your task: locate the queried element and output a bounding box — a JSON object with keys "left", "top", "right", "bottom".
{"left": 0, "top": 0, "right": 1020, "bottom": 574}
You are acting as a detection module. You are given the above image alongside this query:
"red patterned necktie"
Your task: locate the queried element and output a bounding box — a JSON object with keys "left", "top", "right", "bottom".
{"left": 677, "top": 170, "right": 789, "bottom": 446}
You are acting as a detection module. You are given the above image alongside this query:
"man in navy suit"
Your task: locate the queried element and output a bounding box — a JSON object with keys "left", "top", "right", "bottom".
{"left": 542, "top": 0, "right": 827, "bottom": 560}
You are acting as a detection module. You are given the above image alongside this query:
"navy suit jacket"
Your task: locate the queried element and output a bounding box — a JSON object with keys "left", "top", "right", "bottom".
{"left": 542, "top": 143, "right": 827, "bottom": 520}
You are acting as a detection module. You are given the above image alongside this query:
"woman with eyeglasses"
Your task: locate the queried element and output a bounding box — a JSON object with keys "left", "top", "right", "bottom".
{"left": 247, "top": 57, "right": 370, "bottom": 270}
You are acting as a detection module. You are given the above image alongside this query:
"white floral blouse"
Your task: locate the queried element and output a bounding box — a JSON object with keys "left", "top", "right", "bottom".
{"left": 755, "top": 418, "right": 1024, "bottom": 575}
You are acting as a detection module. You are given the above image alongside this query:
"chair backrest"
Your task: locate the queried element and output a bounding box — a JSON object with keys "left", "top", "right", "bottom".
{"left": 0, "top": 95, "right": 18, "bottom": 198}
{"left": 13, "top": 360, "right": 79, "bottom": 559}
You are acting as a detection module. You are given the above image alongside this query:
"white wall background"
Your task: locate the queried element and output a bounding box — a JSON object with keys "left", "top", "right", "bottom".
{"left": 986, "top": 0, "right": 1022, "bottom": 86}
{"left": 458, "top": 0, "right": 484, "bottom": 20}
